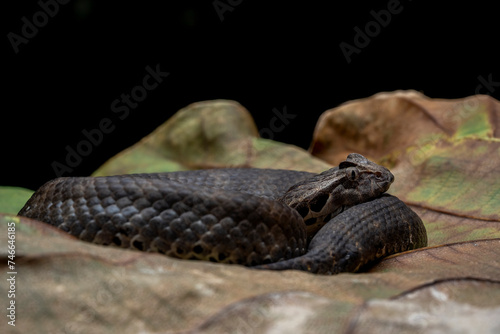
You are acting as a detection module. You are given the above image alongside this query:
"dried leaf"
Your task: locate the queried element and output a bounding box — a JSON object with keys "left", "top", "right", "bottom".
{"left": 346, "top": 278, "right": 500, "bottom": 334}
{"left": 309, "top": 90, "right": 500, "bottom": 247}
{"left": 411, "top": 207, "right": 500, "bottom": 246}
{"left": 310, "top": 90, "right": 499, "bottom": 165}
{"left": 2, "top": 215, "right": 499, "bottom": 334}
{"left": 369, "top": 239, "right": 500, "bottom": 279}
{"left": 93, "top": 100, "right": 330, "bottom": 175}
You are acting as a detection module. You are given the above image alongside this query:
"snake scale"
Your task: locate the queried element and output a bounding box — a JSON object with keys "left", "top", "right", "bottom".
{"left": 18, "top": 153, "right": 427, "bottom": 274}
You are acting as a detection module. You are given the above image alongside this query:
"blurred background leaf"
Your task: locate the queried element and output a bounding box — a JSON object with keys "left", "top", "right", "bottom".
{"left": 0, "top": 186, "right": 33, "bottom": 214}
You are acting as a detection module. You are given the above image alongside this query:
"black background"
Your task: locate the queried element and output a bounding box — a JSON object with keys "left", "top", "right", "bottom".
{"left": 3, "top": 1, "right": 499, "bottom": 190}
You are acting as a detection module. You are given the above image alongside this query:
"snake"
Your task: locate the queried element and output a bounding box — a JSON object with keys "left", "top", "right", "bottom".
{"left": 18, "top": 153, "right": 427, "bottom": 275}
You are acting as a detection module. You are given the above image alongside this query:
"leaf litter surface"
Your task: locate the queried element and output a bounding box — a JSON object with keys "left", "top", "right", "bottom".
{"left": 1, "top": 92, "right": 499, "bottom": 333}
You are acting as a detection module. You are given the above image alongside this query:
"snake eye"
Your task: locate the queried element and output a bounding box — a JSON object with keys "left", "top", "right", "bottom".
{"left": 346, "top": 167, "right": 358, "bottom": 181}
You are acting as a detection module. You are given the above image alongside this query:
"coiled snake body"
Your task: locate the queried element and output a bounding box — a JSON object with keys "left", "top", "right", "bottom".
{"left": 18, "top": 153, "right": 427, "bottom": 274}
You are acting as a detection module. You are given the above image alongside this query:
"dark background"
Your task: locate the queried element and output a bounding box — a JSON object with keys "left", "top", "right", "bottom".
{"left": 3, "top": 1, "right": 498, "bottom": 190}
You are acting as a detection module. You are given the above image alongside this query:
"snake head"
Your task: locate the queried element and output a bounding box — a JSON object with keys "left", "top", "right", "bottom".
{"left": 338, "top": 153, "right": 394, "bottom": 196}
{"left": 281, "top": 153, "right": 394, "bottom": 238}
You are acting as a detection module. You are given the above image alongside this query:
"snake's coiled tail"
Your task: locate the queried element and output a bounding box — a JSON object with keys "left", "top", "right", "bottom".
{"left": 255, "top": 195, "right": 427, "bottom": 274}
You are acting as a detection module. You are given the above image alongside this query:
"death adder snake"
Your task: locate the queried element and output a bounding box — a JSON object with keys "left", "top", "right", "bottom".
{"left": 18, "top": 153, "right": 427, "bottom": 274}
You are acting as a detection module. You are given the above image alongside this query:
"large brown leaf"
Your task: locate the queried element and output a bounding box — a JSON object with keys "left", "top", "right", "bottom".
{"left": 310, "top": 90, "right": 500, "bottom": 164}
{"left": 1, "top": 214, "right": 499, "bottom": 333}
{"left": 310, "top": 90, "right": 500, "bottom": 246}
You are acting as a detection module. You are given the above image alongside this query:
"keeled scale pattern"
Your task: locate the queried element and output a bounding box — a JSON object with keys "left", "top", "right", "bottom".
{"left": 18, "top": 174, "right": 308, "bottom": 266}
{"left": 256, "top": 194, "right": 427, "bottom": 274}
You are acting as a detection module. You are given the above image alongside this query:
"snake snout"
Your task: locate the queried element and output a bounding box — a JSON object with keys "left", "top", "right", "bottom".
{"left": 373, "top": 169, "right": 394, "bottom": 193}
{"left": 384, "top": 170, "right": 394, "bottom": 185}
